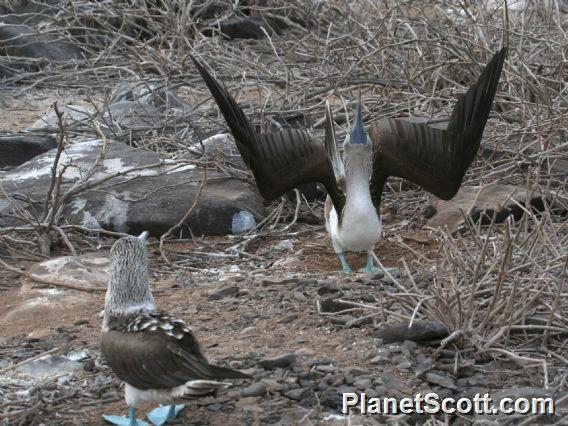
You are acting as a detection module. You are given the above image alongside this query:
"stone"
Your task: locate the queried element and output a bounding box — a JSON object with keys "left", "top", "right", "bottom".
{"left": 414, "top": 354, "right": 434, "bottom": 375}
{"left": 259, "top": 353, "right": 296, "bottom": 370}
{"left": 261, "top": 277, "right": 299, "bottom": 287}
{"left": 103, "top": 100, "right": 161, "bottom": 130}
{"left": 320, "top": 388, "right": 342, "bottom": 408}
{"left": 284, "top": 388, "right": 313, "bottom": 401}
{"left": 28, "top": 254, "right": 110, "bottom": 289}
{"left": 0, "top": 24, "right": 85, "bottom": 60}
{"left": 0, "top": 288, "right": 92, "bottom": 343}
{"left": 426, "top": 184, "right": 565, "bottom": 233}
{"left": 379, "top": 372, "right": 402, "bottom": 395}
{"left": 354, "top": 378, "right": 372, "bottom": 389}
{"left": 294, "top": 348, "right": 315, "bottom": 357}
{"left": 231, "top": 210, "right": 256, "bottom": 234}
{"left": 0, "top": 57, "right": 39, "bottom": 78}
{"left": 425, "top": 372, "right": 457, "bottom": 390}
{"left": 0, "top": 134, "right": 57, "bottom": 169}
{"left": 16, "top": 354, "right": 82, "bottom": 378}
{"left": 0, "top": 139, "right": 265, "bottom": 236}
{"left": 207, "top": 284, "right": 239, "bottom": 300}
{"left": 317, "top": 281, "right": 341, "bottom": 296}
{"left": 376, "top": 320, "right": 449, "bottom": 343}
{"left": 240, "top": 382, "right": 267, "bottom": 398}
{"left": 261, "top": 379, "right": 284, "bottom": 392}
{"left": 208, "top": 16, "right": 287, "bottom": 40}
{"left": 110, "top": 81, "right": 191, "bottom": 111}
{"left": 26, "top": 105, "right": 94, "bottom": 132}
{"left": 188, "top": 133, "right": 243, "bottom": 166}
{"left": 273, "top": 256, "right": 304, "bottom": 268}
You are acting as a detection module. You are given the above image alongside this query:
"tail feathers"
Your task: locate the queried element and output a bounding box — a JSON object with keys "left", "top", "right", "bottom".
{"left": 183, "top": 380, "right": 231, "bottom": 397}
{"left": 204, "top": 364, "right": 252, "bottom": 380}
{"left": 447, "top": 47, "right": 507, "bottom": 136}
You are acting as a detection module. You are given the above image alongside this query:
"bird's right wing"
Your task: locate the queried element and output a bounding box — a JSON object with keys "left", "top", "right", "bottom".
{"left": 324, "top": 100, "right": 345, "bottom": 187}
{"left": 191, "top": 55, "right": 346, "bottom": 214}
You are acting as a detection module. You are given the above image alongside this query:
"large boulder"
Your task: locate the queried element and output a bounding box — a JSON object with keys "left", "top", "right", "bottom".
{"left": 0, "top": 23, "right": 85, "bottom": 60}
{"left": 0, "top": 133, "right": 57, "bottom": 169}
{"left": 425, "top": 184, "right": 563, "bottom": 233}
{"left": 0, "top": 139, "right": 265, "bottom": 236}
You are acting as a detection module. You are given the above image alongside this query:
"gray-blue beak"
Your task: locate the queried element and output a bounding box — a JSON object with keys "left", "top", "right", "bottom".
{"left": 347, "top": 98, "right": 368, "bottom": 145}
{"left": 138, "top": 231, "right": 150, "bottom": 241}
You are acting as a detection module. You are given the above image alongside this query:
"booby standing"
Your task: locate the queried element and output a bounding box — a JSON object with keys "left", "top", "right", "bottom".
{"left": 101, "top": 232, "right": 250, "bottom": 426}
{"left": 191, "top": 48, "right": 507, "bottom": 273}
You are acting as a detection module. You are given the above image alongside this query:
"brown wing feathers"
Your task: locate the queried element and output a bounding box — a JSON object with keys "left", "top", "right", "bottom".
{"left": 101, "top": 323, "right": 250, "bottom": 391}
{"left": 190, "top": 55, "right": 345, "bottom": 213}
{"left": 369, "top": 48, "right": 507, "bottom": 206}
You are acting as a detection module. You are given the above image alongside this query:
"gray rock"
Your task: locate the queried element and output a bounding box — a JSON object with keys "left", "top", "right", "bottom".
{"left": 395, "top": 360, "right": 412, "bottom": 371}
{"left": 188, "top": 133, "right": 243, "bottom": 166}
{"left": 208, "top": 284, "right": 239, "bottom": 300}
{"left": 0, "top": 139, "right": 264, "bottom": 236}
{"left": 26, "top": 105, "right": 94, "bottom": 132}
{"left": 369, "top": 353, "right": 391, "bottom": 365}
{"left": 16, "top": 355, "right": 82, "bottom": 378}
{"left": 209, "top": 16, "right": 286, "bottom": 40}
{"left": 259, "top": 353, "right": 296, "bottom": 370}
{"left": 425, "top": 372, "right": 457, "bottom": 390}
{"left": 354, "top": 378, "right": 372, "bottom": 389}
{"left": 231, "top": 210, "right": 256, "bottom": 234}
{"left": 320, "top": 388, "right": 342, "bottom": 408}
{"left": 284, "top": 388, "right": 312, "bottom": 401}
{"left": 379, "top": 372, "right": 402, "bottom": 396}
{"left": 0, "top": 134, "right": 57, "bottom": 169}
{"left": 0, "top": 57, "right": 39, "bottom": 78}
{"left": 414, "top": 354, "right": 434, "bottom": 375}
{"left": 240, "top": 382, "right": 267, "bottom": 398}
{"left": 376, "top": 320, "right": 449, "bottom": 343}
{"left": 103, "top": 100, "right": 161, "bottom": 130}
{"left": 426, "top": 184, "right": 565, "bottom": 233}
{"left": 0, "top": 24, "right": 85, "bottom": 60}
{"left": 261, "top": 379, "right": 284, "bottom": 392}
{"left": 28, "top": 254, "right": 109, "bottom": 289}
{"left": 110, "top": 81, "right": 190, "bottom": 111}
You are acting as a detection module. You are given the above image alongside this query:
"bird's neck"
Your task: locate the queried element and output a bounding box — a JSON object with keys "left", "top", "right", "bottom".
{"left": 343, "top": 145, "right": 373, "bottom": 208}
{"left": 103, "top": 271, "right": 155, "bottom": 322}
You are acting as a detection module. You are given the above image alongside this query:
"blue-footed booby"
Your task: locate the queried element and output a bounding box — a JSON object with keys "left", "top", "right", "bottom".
{"left": 191, "top": 48, "right": 507, "bottom": 273}
{"left": 101, "top": 232, "right": 250, "bottom": 426}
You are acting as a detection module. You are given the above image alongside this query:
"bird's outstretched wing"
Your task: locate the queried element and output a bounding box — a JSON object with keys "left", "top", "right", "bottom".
{"left": 191, "top": 55, "right": 346, "bottom": 213}
{"left": 369, "top": 47, "right": 507, "bottom": 208}
{"left": 324, "top": 100, "right": 345, "bottom": 187}
{"left": 101, "top": 312, "right": 250, "bottom": 390}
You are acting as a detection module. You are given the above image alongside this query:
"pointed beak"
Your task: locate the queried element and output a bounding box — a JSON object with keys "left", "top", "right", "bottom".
{"left": 138, "top": 231, "right": 150, "bottom": 241}
{"left": 347, "top": 98, "right": 368, "bottom": 145}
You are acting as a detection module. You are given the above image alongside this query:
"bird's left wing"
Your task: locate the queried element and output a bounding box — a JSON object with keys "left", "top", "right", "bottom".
{"left": 369, "top": 48, "right": 507, "bottom": 209}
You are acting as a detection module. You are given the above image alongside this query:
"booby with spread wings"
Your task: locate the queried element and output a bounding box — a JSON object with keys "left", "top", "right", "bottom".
{"left": 191, "top": 48, "right": 506, "bottom": 272}
{"left": 101, "top": 232, "right": 250, "bottom": 426}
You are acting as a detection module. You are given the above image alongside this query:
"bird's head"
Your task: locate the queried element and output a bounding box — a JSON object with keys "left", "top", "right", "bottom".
{"left": 104, "top": 231, "right": 155, "bottom": 317}
{"left": 346, "top": 97, "right": 370, "bottom": 147}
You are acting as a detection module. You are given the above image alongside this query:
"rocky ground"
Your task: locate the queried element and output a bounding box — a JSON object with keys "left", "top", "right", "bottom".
{"left": 1, "top": 229, "right": 566, "bottom": 425}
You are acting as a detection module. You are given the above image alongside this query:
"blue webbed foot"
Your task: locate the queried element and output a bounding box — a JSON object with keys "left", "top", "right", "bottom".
{"left": 147, "top": 404, "right": 184, "bottom": 426}
{"left": 358, "top": 252, "right": 395, "bottom": 274}
{"left": 103, "top": 409, "right": 149, "bottom": 426}
{"left": 359, "top": 265, "right": 385, "bottom": 273}
{"left": 338, "top": 250, "right": 352, "bottom": 273}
